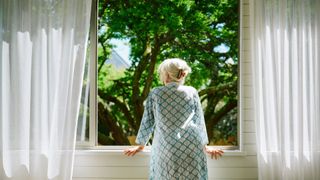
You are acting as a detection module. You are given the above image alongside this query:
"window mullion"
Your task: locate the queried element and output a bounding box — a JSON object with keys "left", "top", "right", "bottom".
{"left": 89, "top": 0, "right": 98, "bottom": 147}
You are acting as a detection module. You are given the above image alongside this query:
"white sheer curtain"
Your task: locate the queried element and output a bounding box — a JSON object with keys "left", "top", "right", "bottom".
{"left": 251, "top": 0, "right": 320, "bottom": 179}
{"left": 0, "top": 0, "right": 91, "bottom": 179}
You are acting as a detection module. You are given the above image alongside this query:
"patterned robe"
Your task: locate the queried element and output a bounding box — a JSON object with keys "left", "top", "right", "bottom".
{"left": 136, "top": 82, "right": 209, "bottom": 180}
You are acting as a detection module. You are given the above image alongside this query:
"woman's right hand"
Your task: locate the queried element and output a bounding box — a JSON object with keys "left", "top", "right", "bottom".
{"left": 124, "top": 145, "right": 144, "bottom": 156}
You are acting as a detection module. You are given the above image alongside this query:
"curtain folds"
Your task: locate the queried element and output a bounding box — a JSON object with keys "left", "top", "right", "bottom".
{"left": 251, "top": 0, "right": 320, "bottom": 179}
{"left": 0, "top": 0, "right": 91, "bottom": 179}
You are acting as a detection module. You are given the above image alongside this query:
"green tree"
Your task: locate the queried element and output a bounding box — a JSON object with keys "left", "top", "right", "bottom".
{"left": 97, "top": 0, "right": 239, "bottom": 145}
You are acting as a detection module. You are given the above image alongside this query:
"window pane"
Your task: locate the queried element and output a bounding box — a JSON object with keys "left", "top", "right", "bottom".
{"left": 76, "top": 42, "right": 91, "bottom": 143}
{"left": 97, "top": 0, "right": 239, "bottom": 146}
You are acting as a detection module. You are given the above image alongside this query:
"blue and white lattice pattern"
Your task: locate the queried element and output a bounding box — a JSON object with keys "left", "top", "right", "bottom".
{"left": 136, "top": 82, "right": 209, "bottom": 180}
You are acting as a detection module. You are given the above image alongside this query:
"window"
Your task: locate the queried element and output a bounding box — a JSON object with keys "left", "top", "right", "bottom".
{"left": 78, "top": 0, "right": 241, "bottom": 149}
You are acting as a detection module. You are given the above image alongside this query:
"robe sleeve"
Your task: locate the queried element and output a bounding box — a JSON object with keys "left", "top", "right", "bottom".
{"left": 135, "top": 91, "right": 155, "bottom": 145}
{"left": 193, "top": 90, "right": 209, "bottom": 146}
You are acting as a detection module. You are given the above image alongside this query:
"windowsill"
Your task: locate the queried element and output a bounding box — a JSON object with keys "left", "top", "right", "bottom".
{"left": 75, "top": 146, "right": 247, "bottom": 156}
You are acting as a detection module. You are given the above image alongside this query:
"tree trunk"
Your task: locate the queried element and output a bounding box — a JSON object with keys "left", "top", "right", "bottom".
{"left": 98, "top": 102, "right": 130, "bottom": 145}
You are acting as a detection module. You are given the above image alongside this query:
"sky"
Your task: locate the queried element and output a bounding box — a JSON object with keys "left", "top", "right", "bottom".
{"left": 110, "top": 38, "right": 233, "bottom": 64}
{"left": 110, "top": 39, "right": 131, "bottom": 64}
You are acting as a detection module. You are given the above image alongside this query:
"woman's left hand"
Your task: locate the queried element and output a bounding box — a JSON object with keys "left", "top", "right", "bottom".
{"left": 204, "top": 146, "right": 224, "bottom": 160}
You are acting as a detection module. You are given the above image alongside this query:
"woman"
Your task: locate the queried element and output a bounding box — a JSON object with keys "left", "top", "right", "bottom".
{"left": 124, "top": 58, "right": 223, "bottom": 179}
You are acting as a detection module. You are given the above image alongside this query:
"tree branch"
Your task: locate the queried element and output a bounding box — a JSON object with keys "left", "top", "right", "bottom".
{"left": 132, "top": 38, "right": 151, "bottom": 124}
{"left": 98, "top": 41, "right": 109, "bottom": 73}
{"left": 98, "top": 102, "right": 130, "bottom": 145}
{"left": 99, "top": 90, "right": 137, "bottom": 130}
{"left": 198, "top": 81, "right": 236, "bottom": 97}
{"left": 207, "top": 100, "right": 237, "bottom": 141}
{"left": 141, "top": 35, "right": 161, "bottom": 99}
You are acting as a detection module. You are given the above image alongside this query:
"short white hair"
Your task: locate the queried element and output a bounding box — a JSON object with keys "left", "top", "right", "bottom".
{"left": 158, "top": 58, "right": 192, "bottom": 84}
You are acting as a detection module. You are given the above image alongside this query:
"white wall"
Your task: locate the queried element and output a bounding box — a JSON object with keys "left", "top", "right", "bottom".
{"left": 73, "top": 0, "right": 257, "bottom": 179}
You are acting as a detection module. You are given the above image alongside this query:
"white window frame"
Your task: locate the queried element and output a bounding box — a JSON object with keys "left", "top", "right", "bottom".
{"left": 77, "top": 0, "right": 246, "bottom": 156}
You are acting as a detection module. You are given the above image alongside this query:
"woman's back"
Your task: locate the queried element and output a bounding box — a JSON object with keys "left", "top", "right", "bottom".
{"left": 153, "top": 83, "right": 197, "bottom": 134}
{"left": 124, "top": 58, "right": 223, "bottom": 180}
{"left": 136, "top": 82, "right": 209, "bottom": 180}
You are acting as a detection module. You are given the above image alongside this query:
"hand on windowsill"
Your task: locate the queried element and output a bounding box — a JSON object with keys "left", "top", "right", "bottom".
{"left": 124, "top": 145, "right": 145, "bottom": 156}
{"left": 205, "top": 146, "right": 224, "bottom": 160}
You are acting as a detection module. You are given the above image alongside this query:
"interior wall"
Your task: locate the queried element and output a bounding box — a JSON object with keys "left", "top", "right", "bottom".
{"left": 72, "top": 0, "right": 257, "bottom": 179}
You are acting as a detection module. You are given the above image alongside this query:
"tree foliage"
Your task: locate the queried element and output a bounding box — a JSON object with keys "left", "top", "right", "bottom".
{"left": 97, "top": 0, "right": 239, "bottom": 145}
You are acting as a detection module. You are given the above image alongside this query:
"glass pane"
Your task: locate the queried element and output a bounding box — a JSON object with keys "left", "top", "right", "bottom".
{"left": 97, "top": 0, "right": 239, "bottom": 146}
{"left": 76, "top": 40, "right": 91, "bottom": 143}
